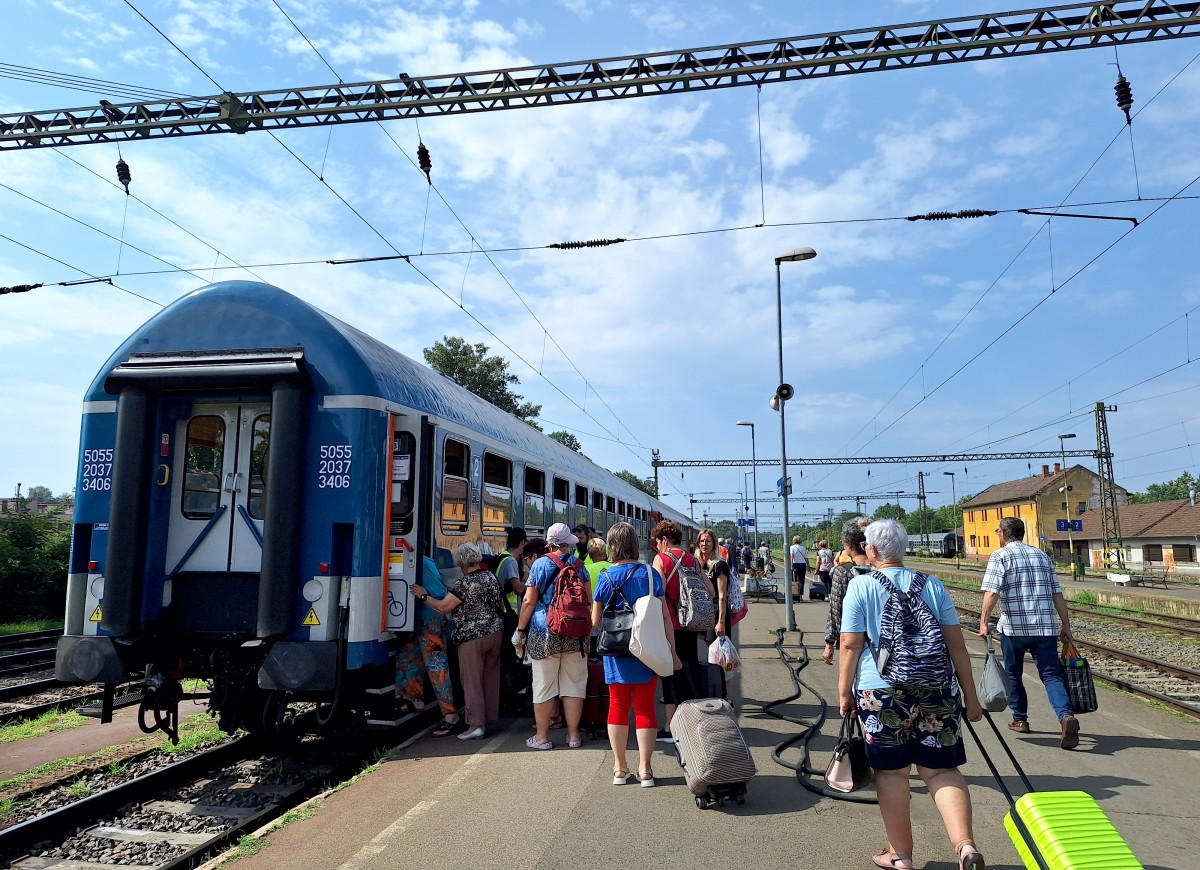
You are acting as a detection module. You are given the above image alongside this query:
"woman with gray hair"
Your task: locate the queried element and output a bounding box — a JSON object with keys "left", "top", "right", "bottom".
{"left": 412, "top": 542, "right": 505, "bottom": 741}
{"left": 838, "top": 519, "right": 985, "bottom": 870}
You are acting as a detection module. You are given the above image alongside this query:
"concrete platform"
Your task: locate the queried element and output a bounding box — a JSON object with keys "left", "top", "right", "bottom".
{"left": 216, "top": 590, "right": 1199, "bottom": 870}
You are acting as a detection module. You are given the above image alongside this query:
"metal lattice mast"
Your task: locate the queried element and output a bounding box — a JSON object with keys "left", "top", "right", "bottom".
{"left": 1094, "top": 402, "right": 1124, "bottom": 568}
{"left": 2, "top": 2, "right": 1199, "bottom": 150}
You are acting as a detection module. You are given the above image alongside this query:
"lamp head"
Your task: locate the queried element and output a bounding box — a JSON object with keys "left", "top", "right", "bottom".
{"left": 775, "top": 246, "right": 817, "bottom": 264}
{"left": 943, "top": 471, "right": 954, "bottom": 477}
{"left": 1058, "top": 433, "right": 1076, "bottom": 440}
{"left": 736, "top": 420, "right": 754, "bottom": 428}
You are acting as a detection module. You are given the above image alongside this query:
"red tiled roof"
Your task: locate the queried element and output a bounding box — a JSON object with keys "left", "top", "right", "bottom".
{"left": 1047, "top": 498, "right": 1200, "bottom": 541}
{"left": 961, "top": 466, "right": 1077, "bottom": 509}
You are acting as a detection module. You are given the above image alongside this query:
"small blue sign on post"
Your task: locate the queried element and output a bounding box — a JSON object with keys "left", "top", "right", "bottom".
{"left": 1056, "top": 520, "right": 1069, "bottom": 532}
{"left": 1070, "top": 520, "right": 1083, "bottom": 532}
{"left": 737, "top": 518, "right": 746, "bottom": 527}
{"left": 777, "top": 476, "right": 792, "bottom": 497}
{"left": 747, "top": 518, "right": 755, "bottom": 527}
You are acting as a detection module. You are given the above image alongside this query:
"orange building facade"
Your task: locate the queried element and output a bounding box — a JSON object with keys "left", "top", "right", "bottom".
{"left": 959, "top": 464, "right": 1127, "bottom": 560}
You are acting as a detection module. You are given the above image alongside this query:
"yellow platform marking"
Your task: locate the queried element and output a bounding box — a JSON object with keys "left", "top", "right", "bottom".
{"left": 89, "top": 605, "right": 103, "bottom": 622}
{"left": 302, "top": 606, "right": 320, "bottom": 626}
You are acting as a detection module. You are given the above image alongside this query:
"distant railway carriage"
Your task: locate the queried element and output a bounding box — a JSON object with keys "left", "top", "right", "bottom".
{"left": 904, "top": 532, "right": 964, "bottom": 558}
{"left": 57, "top": 281, "right": 693, "bottom": 737}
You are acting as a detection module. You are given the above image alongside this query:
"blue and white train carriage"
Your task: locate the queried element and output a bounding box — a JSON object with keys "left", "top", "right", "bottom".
{"left": 57, "top": 280, "right": 692, "bottom": 737}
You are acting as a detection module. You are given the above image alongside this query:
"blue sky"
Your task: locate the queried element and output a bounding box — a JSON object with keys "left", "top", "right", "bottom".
{"left": 2, "top": 1, "right": 1199, "bottom": 530}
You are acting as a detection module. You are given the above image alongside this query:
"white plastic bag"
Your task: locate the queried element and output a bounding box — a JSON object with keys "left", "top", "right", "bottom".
{"left": 708, "top": 636, "right": 742, "bottom": 675}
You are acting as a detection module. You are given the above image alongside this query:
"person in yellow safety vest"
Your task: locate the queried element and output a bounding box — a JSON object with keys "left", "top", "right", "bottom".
{"left": 495, "top": 527, "right": 528, "bottom": 610}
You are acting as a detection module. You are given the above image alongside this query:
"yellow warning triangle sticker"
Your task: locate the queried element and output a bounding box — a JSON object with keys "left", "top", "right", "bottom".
{"left": 302, "top": 606, "right": 320, "bottom": 627}
{"left": 89, "top": 605, "right": 103, "bottom": 622}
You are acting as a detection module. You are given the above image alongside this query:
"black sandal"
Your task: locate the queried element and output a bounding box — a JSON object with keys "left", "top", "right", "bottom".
{"left": 432, "top": 718, "right": 464, "bottom": 737}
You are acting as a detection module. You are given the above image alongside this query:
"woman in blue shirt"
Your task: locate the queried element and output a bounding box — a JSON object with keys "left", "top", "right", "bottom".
{"left": 838, "top": 519, "right": 984, "bottom": 870}
{"left": 590, "top": 522, "right": 678, "bottom": 788}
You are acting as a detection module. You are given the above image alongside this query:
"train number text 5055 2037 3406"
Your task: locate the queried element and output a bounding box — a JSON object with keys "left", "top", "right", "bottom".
{"left": 81, "top": 448, "right": 114, "bottom": 491}
{"left": 318, "top": 444, "right": 353, "bottom": 489}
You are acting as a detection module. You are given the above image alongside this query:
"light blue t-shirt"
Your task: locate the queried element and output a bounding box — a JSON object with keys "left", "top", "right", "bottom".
{"left": 594, "top": 563, "right": 665, "bottom": 685}
{"left": 841, "top": 566, "right": 959, "bottom": 691}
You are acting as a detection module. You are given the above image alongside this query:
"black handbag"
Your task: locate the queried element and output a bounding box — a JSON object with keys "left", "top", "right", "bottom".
{"left": 1060, "top": 640, "right": 1098, "bottom": 714}
{"left": 824, "top": 709, "right": 872, "bottom": 793}
{"left": 596, "top": 570, "right": 634, "bottom": 658}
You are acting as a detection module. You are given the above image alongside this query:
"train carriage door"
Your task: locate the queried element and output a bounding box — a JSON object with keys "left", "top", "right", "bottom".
{"left": 165, "top": 402, "right": 270, "bottom": 575}
{"left": 385, "top": 415, "right": 424, "bottom": 632}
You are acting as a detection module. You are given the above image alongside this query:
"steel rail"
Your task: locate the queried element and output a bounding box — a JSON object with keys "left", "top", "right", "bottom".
{"left": 2, "top": 2, "right": 1198, "bottom": 150}
{"left": 1086, "top": 669, "right": 1200, "bottom": 718}
{"left": 0, "top": 629, "right": 63, "bottom": 650}
{"left": 0, "top": 689, "right": 106, "bottom": 726}
{"left": 0, "top": 676, "right": 57, "bottom": 703}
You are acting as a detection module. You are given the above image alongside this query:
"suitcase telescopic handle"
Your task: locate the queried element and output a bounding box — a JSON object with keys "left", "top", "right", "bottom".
{"left": 963, "top": 713, "right": 1051, "bottom": 870}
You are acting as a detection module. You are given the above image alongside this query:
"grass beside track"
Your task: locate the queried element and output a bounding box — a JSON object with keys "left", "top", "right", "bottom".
{"left": 0, "top": 620, "right": 60, "bottom": 635}
{"left": 0, "top": 709, "right": 87, "bottom": 744}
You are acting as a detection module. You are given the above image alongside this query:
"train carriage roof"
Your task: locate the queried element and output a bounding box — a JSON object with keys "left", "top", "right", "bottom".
{"left": 88, "top": 281, "right": 683, "bottom": 520}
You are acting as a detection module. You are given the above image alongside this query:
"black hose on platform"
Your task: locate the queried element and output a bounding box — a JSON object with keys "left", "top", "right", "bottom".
{"left": 763, "top": 627, "right": 878, "bottom": 804}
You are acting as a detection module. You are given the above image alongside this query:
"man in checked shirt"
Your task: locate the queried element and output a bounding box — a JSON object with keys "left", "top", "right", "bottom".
{"left": 979, "top": 517, "right": 1080, "bottom": 749}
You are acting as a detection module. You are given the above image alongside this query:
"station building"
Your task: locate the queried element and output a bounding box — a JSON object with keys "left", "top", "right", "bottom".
{"left": 960, "top": 464, "right": 1127, "bottom": 560}
{"left": 1047, "top": 497, "right": 1200, "bottom": 572}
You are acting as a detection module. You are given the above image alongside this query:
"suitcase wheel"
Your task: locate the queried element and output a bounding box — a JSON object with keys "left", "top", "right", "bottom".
{"left": 695, "top": 796, "right": 709, "bottom": 809}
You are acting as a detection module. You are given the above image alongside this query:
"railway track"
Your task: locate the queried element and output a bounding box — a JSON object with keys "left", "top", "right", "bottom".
{"left": 0, "top": 649, "right": 58, "bottom": 681}
{"left": 0, "top": 677, "right": 108, "bottom": 727}
{"left": 0, "top": 708, "right": 437, "bottom": 870}
{"left": 939, "top": 579, "right": 1200, "bottom": 643}
{"left": 955, "top": 603, "right": 1200, "bottom": 719}
{"left": 0, "top": 630, "right": 63, "bottom": 652}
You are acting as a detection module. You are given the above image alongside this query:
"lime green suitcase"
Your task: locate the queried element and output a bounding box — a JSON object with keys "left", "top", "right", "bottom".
{"left": 1004, "top": 791, "right": 1143, "bottom": 870}
{"left": 966, "top": 714, "right": 1143, "bottom": 870}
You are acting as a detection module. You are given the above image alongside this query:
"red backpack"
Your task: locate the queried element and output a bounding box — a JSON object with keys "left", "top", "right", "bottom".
{"left": 545, "top": 554, "right": 592, "bottom": 638}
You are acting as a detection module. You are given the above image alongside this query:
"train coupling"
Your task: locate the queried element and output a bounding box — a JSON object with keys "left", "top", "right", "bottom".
{"left": 138, "top": 670, "right": 183, "bottom": 744}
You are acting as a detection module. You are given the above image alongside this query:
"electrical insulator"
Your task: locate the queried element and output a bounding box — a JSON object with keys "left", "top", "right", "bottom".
{"left": 1114, "top": 74, "right": 1133, "bottom": 125}
{"left": 417, "top": 141, "right": 432, "bottom": 183}
{"left": 116, "top": 158, "right": 132, "bottom": 195}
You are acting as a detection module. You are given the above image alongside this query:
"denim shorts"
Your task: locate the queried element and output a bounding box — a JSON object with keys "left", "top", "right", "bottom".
{"left": 855, "top": 684, "right": 967, "bottom": 771}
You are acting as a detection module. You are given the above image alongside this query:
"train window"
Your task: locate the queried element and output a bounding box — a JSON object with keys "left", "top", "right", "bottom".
{"left": 247, "top": 414, "right": 270, "bottom": 520}
{"left": 575, "top": 484, "right": 589, "bottom": 528}
{"left": 182, "top": 416, "right": 225, "bottom": 520}
{"left": 441, "top": 438, "right": 470, "bottom": 534}
{"left": 605, "top": 496, "right": 615, "bottom": 532}
{"left": 525, "top": 466, "right": 546, "bottom": 533}
{"left": 482, "top": 452, "right": 513, "bottom": 532}
{"left": 391, "top": 430, "right": 416, "bottom": 535}
{"left": 552, "top": 476, "right": 569, "bottom": 527}
{"left": 618, "top": 500, "right": 626, "bottom": 521}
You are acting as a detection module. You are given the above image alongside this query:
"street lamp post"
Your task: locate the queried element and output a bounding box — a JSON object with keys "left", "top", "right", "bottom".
{"left": 1058, "top": 433, "right": 1077, "bottom": 578}
{"left": 736, "top": 421, "right": 758, "bottom": 550}
{"left": 943, "top": 471, "right": 959, "bottom": 569}
{"left": 774, "top": 245, "right": 817, "bottom": 633}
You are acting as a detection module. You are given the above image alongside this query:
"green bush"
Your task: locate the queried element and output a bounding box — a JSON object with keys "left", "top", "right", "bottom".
{"left": 0, "top": 506, "right": 70, "bottom": 620}
{"left": 1073, "top": 590, "right": 1098, "bottom": 605}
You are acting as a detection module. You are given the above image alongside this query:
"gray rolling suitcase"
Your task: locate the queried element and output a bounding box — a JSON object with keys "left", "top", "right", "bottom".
{"left": 670, "top": 698, "right": 756, "bottom": 808}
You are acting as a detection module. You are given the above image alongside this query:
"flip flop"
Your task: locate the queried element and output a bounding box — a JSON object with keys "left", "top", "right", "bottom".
{"left": 525, "top": 735, "right": 553, "bottom": 750}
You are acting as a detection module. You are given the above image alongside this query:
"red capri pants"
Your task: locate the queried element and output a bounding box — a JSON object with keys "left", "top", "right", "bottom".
{"left": 607, "top": 678, "right": 658, "bottom": 730}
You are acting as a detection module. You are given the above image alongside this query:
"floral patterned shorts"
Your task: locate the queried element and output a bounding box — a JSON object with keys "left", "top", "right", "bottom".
{"left": 855, "top": 684, "right": 966, "bottom": 771}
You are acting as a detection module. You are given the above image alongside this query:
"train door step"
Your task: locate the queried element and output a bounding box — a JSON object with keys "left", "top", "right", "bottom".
{"left": 78, "top": 690, "right": 144, "bottom": 718}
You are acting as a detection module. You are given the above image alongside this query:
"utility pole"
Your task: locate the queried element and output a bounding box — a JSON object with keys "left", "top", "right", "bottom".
{"left": 918, "top": 471, "right": 930, "bottom": 550}
{"left": 1094, "top": 403, "right": 1124, "bottom": 568}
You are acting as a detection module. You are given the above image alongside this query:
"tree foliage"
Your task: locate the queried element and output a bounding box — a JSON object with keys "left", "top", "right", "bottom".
{"left": 549, "top": 431, "right": 581, "bottom": 452}
{"left": 25, "top": 485, "right": 56, "bottom": 503}
{"left": 872, "top": 502, "right": 906, "bottom": 521}
{"left": 615, "top": 470, "right": 657, "bottom": 498}
{"left": 0, "top": 505, "right": 70, "bottom": 619}
{"left": 1129, "top": 471, "right": 1196, "bottom": 504}
{"left": 423, "top": 336, "right": 541, "bottom": 423}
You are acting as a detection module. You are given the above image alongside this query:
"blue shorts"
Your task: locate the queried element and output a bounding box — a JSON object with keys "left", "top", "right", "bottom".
{"left": 855, "top": 684, "right": 967, "bottom": 771}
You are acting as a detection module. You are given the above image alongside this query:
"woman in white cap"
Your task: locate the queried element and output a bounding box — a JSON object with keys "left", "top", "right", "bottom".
{"left": 513, "top": 522, "right": 592, "bottom": 749}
